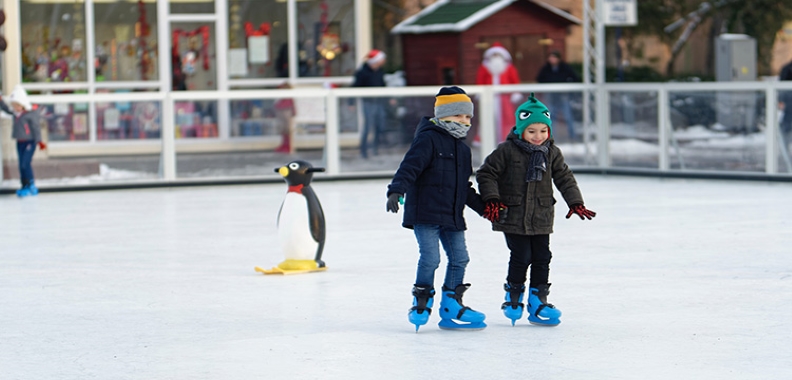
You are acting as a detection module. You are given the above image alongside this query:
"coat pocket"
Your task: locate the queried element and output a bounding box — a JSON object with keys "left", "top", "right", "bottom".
{"left": 500, "top": 194, "right": 523, "bottom": 225}
{"left": 534, "top": 196, "right": 556, "bottom": 229}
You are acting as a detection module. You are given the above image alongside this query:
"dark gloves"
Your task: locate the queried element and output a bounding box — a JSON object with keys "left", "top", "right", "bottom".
{"left": 386, "top": 193, "right": 403, "bottom": 213}
{"left": 38, "top": 141, "right": 47, "bottom": 150}
{"left": 483, "top": 200, "right": 507, "bottom": 223}
{"left": 566, "top": 204, "right": 596, "bottom": 220}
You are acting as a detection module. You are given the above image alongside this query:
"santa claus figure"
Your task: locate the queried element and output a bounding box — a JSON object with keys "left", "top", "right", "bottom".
{"left": 476, "top": 43, "right": 522, "bottom": 141}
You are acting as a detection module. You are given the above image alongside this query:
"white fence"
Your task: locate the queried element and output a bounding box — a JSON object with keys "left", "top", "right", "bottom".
{"left": 3, "top": 80, "right": 792, "bottom": 189}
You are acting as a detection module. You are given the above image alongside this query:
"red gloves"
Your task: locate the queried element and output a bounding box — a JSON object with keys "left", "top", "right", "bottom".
{"left": 566, "top": 204, "right": 596, "bottom": 220}
{"left": 484, "top": 200, "right": 507, "bottom": 222}
{"left": 38, "top": 141, "right": 47, "bottom": 150}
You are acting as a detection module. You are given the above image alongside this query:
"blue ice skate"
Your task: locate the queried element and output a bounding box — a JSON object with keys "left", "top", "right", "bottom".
{"left": 502, "top": 282, "right": 525, "bottom": 326}
{"left": 408, "top": 286, "right": 435, "bottom": 332}
{"left": 527, "top": 284, "right": 562, "bottom": 326}
{"left": 28, "top": 182, "right": 39, "bottom": 196}
{"left": 16, "top": 186, "right": 31, "bottom": 197}
{"left": 438, "top": 284, "right": 486, "bottom": 330}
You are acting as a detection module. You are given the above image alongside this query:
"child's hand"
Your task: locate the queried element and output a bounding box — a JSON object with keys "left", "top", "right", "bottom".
{"left": 484, "top": 200, "right": 507, "bottom": 222}
{"left": 386, "top": 193, "right": 403, "bottom": 213}
{"left": 566, "top": 204, "right": 596, "bottom": 220}
{"left": 38, "top": 141, "right": 47, "bottom": 150}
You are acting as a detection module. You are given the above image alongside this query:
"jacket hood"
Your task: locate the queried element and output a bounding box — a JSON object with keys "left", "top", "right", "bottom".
{"left": 415, "top": 116, "right": 447, "bottom": 136}
{"left": 7, "top": 85, "right": 32, "bottom": 111}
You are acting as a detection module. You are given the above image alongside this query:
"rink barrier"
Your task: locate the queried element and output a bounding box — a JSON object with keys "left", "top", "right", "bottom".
{"left": 3, "top": 81, "right": 792, "bottom": 193}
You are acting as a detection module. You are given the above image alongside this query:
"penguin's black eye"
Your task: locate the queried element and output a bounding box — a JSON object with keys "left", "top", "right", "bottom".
{"left": 543, "top": 111, "right": 551, "bottom": 118}
{"left": 518, "top": 111, "right": 531, "bottom": 120}
{"left": 289, "top": 163, "right": 299, "bottom": 170}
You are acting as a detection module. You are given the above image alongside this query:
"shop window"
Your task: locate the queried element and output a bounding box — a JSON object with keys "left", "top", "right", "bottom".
{"left": 170, "top": 0, "right": 214, "bottom": 14}
{"left": 227, "top": 0, "right": 288, "bottom": 79}
{"left": 37, "top": 102, "right": 90, "bottom": 142}
{"left": 297, "top": 0, "right": 356, "bottom": 78}
{"left": 20, "top": 0, "right": 88, "bottom": 84}
{"left": 171, "top": 23, "right": 217, "bottom": 91}
{"left": 96, "top": 93, "right": 161, "bottom": 141}
{"left": 174, "top": 101, "right": 218, "bottom": 138}
{"left": 94, "top": 1, "right": 159, "bottom": 82}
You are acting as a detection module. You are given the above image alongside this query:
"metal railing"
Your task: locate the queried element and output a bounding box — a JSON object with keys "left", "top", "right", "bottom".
{"left": 3, "top": 80, "right": 792, "bottom": 191}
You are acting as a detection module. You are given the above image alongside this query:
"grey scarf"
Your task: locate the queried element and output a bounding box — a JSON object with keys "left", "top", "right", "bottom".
{"left": 512, "top": 139, "right": 549, "bottom": 182}
{"left": 431, "top": 118, "right": 470, "bottom": 139}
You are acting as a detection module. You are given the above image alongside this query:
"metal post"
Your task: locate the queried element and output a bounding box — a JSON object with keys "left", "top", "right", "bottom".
{"left": 658, "top": 88, "right": 670, "bottom": 171}
{"left": 479, "top": 86, "right": 496, "bottom": 167}
{"left": 325, "top": 90, "right": 340, "bottom": 175}
{"left": 161, "top": 94, "right": 176, "bottom": 180}
{"left": 765, "top": 85, "right": 778, "bottom": 174}
{"left": 595, "top": 0, "right": 609, "bottom": 168}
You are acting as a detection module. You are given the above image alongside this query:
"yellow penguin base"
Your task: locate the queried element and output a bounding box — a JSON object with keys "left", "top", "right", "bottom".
{"left": 255, "top": 259, "right": 327, "bottom": 275}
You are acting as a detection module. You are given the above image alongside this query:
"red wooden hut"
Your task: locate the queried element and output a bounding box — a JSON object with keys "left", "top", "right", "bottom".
{"left": 392, "top": 0, "right": 580, "bottom": 86}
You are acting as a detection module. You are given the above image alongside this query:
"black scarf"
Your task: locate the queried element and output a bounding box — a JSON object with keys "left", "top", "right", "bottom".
{"left": 512, "top": 139, "right": 549, "bottom": 182}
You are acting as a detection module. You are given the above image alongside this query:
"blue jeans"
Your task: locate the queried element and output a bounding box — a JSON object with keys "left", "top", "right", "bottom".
{"left": 16, "top": 141, "right": 36, "bottom": 187}
{"left": 413, "top": 224, "right": 470, "bottom": 290}
{"left": 360, "top": 100, "right": 386, "bottom": 158}
{"left": 548, "top": 93, "right": 577, "bottom": 140}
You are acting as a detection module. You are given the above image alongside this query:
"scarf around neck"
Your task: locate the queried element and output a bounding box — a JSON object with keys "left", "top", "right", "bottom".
{"left": 512, "top": 138, "right": 549, "bottom": 182}
{"left": 431, "top": 118, "right": 470, "bottom": 139}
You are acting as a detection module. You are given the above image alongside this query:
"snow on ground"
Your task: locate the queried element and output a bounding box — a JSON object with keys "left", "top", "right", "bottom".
{"left": 1, "top": 176, "right": 791, "bottom": 379}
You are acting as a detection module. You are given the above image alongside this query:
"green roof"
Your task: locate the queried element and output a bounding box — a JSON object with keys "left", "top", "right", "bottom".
{"left": 412, "top": 1, "right": 497, "bottom": 26}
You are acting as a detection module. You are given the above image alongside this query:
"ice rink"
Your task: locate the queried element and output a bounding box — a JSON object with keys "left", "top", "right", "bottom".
{"left": 2, "top": 174, "right": 791, "bottom": 380}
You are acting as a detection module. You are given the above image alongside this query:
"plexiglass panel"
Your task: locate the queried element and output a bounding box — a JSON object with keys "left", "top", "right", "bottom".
{"left": 778, "top": 89, "right": 792, "bottom": 173}
{"left": 337, "top": 94, "right": 482, "bottom": 174}
{"left": 175, "top": 97, "right": 326, "bottom": 178}
{"left": 668, "top": 91, "right": 765, "bottom": 172}
{"left": 96, "top": 100, "right": 161, "bottom": 140}
{"left": 38, "top": 102, "right": 91, "bottom": 141}
{"left": 528, "top": 91, "right": 594, "bottom": 166}
{"left": 610, "top": 91, "right": 659, "bottom": 169}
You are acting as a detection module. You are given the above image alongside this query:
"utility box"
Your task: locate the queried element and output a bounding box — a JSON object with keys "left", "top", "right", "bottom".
{"left": 715, "top": 34, "right": 757, "bottom": 132}
{"left": 715, "top": 34, "right": 756, "bottom": 81}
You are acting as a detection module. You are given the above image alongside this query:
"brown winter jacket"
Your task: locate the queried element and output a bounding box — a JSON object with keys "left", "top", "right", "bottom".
{"left": 476, "top": 133, "right": 583, "bottom": 235}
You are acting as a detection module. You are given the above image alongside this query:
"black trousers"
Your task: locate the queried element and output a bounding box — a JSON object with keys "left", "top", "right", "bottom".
{"left": 504, "top": 233, "right": 552, "bottom": 288}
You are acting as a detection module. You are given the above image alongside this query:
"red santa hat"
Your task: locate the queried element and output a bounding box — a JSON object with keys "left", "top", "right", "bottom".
{"left": 366, "top": 49, "right": 386, "bottom": 66}
{"left": 483, "top": 42, "right": 512, "bottom": 62}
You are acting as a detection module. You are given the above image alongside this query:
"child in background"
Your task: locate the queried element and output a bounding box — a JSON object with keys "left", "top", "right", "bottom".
{"left": 476, "top": 93, "right": 596, "bottom": 326}
{"left": 0, "top": 85, "right": 46, "bottom": 197}
{"left": 386, "top": 86, "right": 487, "bottom": 331}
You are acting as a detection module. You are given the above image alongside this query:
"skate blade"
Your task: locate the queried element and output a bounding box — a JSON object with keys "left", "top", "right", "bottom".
{"left": 528, "top": 317, "right": 560, "bottom": 327}
{"left": 254, "top": 266, "right": 327, "bottom": 275}
{"left": 438, "top": 319, "right": 487, "bottom": 331}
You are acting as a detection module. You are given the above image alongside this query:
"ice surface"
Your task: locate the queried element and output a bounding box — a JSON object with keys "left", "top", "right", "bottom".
{"left": 1, "top": 175, "right": 791, "bottom": 380}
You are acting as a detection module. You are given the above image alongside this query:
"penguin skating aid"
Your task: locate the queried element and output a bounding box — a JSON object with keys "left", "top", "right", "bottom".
{"left": 255, "top": 160, "right": 328, "bottom": 275}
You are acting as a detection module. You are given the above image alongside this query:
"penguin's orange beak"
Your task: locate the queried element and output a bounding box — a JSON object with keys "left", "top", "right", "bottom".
{"left": 278, "top": 167, "right": 289, "bottom": 177}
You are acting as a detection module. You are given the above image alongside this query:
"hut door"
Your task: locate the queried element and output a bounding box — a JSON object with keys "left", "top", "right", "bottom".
{"left": 513, "top": 34, "right": 545, "bottom": 83}
{"left": 436, "top": 58, "right": 458, "bottom": 85}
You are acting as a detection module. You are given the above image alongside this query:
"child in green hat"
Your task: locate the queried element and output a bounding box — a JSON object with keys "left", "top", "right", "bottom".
{"left": 476, "top": 93, "right": 596, "bottom": 326}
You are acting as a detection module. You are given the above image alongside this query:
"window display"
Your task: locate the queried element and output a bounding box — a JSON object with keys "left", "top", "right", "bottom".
{"left": 171, "top": 23, "right": 217, "bottom": 91}
{"left": 20, "top": 0, "right": 88, "bottom": 83}
{"left": 297, "top": 0, "right": 356, "bottom": 77}
{"left": 94, "top": 0, "right": 158, "bottom": 82}
{"left": 227, "top": 0, "right": 288, "bottom": 79}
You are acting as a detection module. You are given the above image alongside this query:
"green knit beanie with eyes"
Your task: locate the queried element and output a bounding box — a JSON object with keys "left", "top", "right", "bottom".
{"left": 514, "top": 92, "right": 552, "bottom": 136}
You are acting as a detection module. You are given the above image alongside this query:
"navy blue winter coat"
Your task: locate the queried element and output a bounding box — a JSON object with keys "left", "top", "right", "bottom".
{"left": 387, "top": 117, "right": 485, "bottom": 230}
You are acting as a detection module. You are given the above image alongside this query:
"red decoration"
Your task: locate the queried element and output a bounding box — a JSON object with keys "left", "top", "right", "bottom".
{"left": 172, "top": 26, "right": 210, "bottom": 71}
{"left": 244, "top": 22, "right": 271, "bottom": 37}
{"left": 137, "top": 0, "right": 150, "bottom": 80}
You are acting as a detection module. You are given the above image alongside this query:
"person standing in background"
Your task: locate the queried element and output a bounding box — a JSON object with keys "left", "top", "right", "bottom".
{"left": 536, "top": 51, "right": 581, "bottom": 141}
{"left": 352, "top": 49, "right": 387, "bottom": 159}
{"left": 779, "top": 58, "right": 792, "bottom": 146}
{"left": 476, "top": 42, "right": 522, "bottom": 142}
